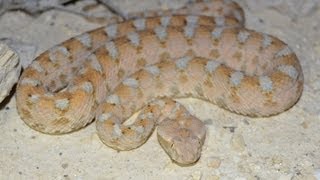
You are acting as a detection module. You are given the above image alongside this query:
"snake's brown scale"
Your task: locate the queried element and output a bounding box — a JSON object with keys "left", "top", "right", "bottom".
{"left": 16, "top": 0, "right": 303, "bottom": 165}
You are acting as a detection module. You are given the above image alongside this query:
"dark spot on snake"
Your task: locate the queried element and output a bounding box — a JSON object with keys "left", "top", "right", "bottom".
{"left": 121, "top": 130, "right": 127, "bottom": 135}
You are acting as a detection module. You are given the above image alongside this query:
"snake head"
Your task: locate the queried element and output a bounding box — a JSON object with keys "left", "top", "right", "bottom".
{"left": 157, "top": 116, "right": 206, "bottom": 165}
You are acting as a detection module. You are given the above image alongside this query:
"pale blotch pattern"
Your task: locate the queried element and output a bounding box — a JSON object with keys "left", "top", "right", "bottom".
{"left": 127, "top": 32, "right": 140, "bottom": 47}
{"left": 106, "top": 94, "right": 121, "bottom": 105}
{"left": 144, "top": 65, "right": 160, "bottom": 76}
{"left": 88, "top": 54, "right": 102, "bottom": 73}
{"left": 262, "top": 34, "right": 272, "bottom": 49}
{"left": 275, "top": 46, "right": 292, "bottom": 58}
{"left": 186, "top": 15, "right": 199, "bottom": 26}
{"left": 184, "top": 23, "right": 197, "bottom": 39}
{"left": 278, "top": 65, "right": 298, "bottom": 79}
{"left": 55, "top": 98, "right": 69, "bottom": 111}
{"left": 123, "top": 78, "right": 139, "bottom": 88}
{"left": 205, "top": 60, "right": 221, "bottom": 73}
{"left": 133, "top": 18, "right": 146, "bottom": 31}
{"left": 48, "top": 46, "right": 70, "bottom": 63}
{"left": 81, "top": 81, "right": 93, "bottom": 93}
{"left": 160, "top": 16, "right": 171, "bottom": 27}
{"left": 184, "top": 16, "right": 198, "bottom": 39}
{"left": 31, "top": 61, "right": 44, "bottom": 73}
{"left": 98, "top": 112, "right": 112, "bottom": 122}
{"left": 139, "top": 112, "right": 154, "bottom": 119}
{"left": 112, "top": 123, "right": 122, "bottom": 137}
{"left": 230, "top": 71, "right": 244, "bottom": 86}
{"left": 259, "top": 76, "right": 273, "bottom": 92}
{"left": 105, "top": 41, "right": 118, "bottom": 60}
{"left": 211, "top": 27, "right": 224, "bottom": 40}
{"left": 154, "top": 26, "right": 168, "bottom": 41}
{"left": 131, "top": 125, "right": 144, "bottom": 134}
{"left": 76, "top": 33, "right": 92, "bottom": 48}
{"left": 237, "top": 30, "right": 250, "bottom": 43}
{"left": 215, "top": 16, "right": 225, "bottom": 26}
{"left": 20, "top": 78, "right": 41, "bottom": 86}
{"left": 176, "top": 56, "right": 192, "bottom": 70}
{"left": 29, "top": 94, "right": 40, "bottom": 103}
{"left": 104, "top": 24, "right": 118, "bottom": 38}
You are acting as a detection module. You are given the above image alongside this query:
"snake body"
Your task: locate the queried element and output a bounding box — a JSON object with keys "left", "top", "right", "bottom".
{"left": 16, "top": 0, "right": 303, "bottom": 165}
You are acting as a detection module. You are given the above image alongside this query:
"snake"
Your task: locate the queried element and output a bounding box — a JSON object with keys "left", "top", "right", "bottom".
{"left": 15, "top": 0, "right": 303, "bottom": 165}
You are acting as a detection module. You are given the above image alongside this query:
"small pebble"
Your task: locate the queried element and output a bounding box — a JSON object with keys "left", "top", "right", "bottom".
{"left": 230, "top": 134, "right": 246, "bottom": 152}
{"left": 61, "top": 163, "right": 68, "bottom": 169}
{"left": 207, "top": 157, "right": 221, "bottom": 169}
{"left": 301, "top": 121, "right": 309, "bottom": 129}
{"left": 191, "top": 171, "right": 202, "bottom": 180}
{"left": 206, "top": 175, "right": 220, "bottom": 180}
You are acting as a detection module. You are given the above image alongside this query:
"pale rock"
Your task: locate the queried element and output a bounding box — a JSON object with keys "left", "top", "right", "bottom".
{"left": 0, "top": 43, "right": 21, "bottom": 103}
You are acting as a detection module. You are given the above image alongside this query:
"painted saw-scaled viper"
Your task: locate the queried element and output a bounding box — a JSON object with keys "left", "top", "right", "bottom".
{"left": 16, "top": 0, "right": 303, "bottom": 165}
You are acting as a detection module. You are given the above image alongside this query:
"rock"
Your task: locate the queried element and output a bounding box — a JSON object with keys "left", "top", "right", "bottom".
{"left": 244, "top": 0, "right": 319, "bottom": 19}
{"left": 0, "top": 43, "right": 21, "bottom": 103}
{"left": 230, "top": 133, "right": 246, "bottom": 152}
{"left": 207, "top": 157, "right": 221, "bottom": 169}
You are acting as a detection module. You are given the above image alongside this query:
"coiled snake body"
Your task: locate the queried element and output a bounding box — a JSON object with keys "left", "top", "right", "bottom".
{"left": 16, "top": 0, "right": 303, "bottom": 165}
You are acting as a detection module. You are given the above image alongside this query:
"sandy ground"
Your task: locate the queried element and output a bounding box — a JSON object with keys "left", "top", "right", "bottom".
{"left": 0, "top": 0, "right": 320, "bottom": 179}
